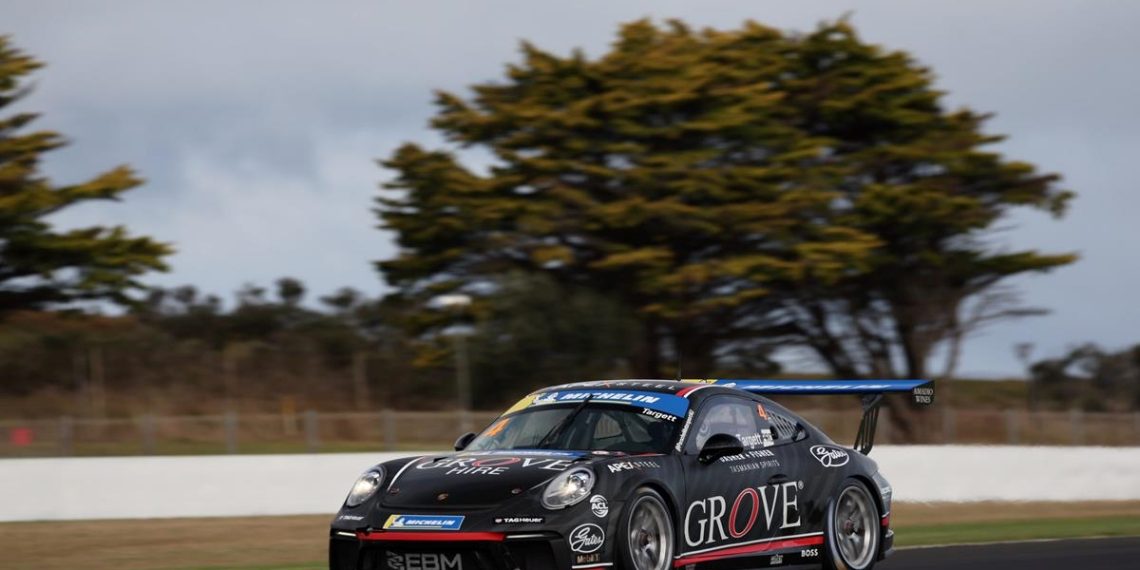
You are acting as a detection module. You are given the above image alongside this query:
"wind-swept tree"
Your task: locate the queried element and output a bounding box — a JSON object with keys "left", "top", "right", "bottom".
{"left": 751, "top": 22, "right": 1075, "bottom": 438}
{"left": 376, "top": 19, "right": 1075, "bottom": 437}
{"left": 0, "top": 37, "right": 170, "bottom": 316}
{"left": 379, "top": 20, "right": 878, "bottom": 375}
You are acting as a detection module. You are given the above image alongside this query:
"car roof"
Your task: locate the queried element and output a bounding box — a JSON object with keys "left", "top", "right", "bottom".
{"left": 537, "top": 379, "right": 743, "bottom": 401}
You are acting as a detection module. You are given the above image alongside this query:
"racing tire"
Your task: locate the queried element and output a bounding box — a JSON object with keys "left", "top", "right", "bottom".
{"left": 822, "top": 478, "right": 879, "bottom": 570}
{"left": 618, "top": 487, "right": 675, "bottom": 570}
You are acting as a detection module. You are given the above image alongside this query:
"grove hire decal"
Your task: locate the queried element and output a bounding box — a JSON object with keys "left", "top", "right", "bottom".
{"left": 684, "top": 482, "right": 802, "bottom": 547}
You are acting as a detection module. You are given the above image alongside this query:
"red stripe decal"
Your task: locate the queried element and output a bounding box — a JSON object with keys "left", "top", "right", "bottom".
{"left": 356, "top": 531, "right": 505, "bottom": 542}
{"left": 673, "top": 535, "right": 824, "bottom": 567}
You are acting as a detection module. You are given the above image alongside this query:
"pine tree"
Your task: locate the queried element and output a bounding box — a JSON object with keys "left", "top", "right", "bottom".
{"left": 376, "top": 18, "right": 1076, "bottom": 434}
{"left": 0, "top": 37, "right": 171, "bottom": 315}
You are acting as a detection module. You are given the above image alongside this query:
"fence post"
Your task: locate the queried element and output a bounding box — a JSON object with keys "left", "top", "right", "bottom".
{"left": 459, "top": 409, "right": 473, "bottom": 435}
{"left": 879, "top": 407, "right": 892, "bottom": 445}
{"left": 1005, "top": 409, "right": 1019, "bottom": 445}
{"left": 224, "top": 411, "right": 239, "bottom": 454}
{"left": 382, "top": 409, "right": 396, "bottom": 451}
{"left": 1070, "top": 409, "right": 1084, "bottom": 446}
{"left": 305, "top": 410, "right": 320, "bottom": 452}
{"left": 942, "top": 408, "right": 955, "bottom": 444}
{"left": 140, "top": 414, "right": 157, "bottom": 455}
{"left": 58, "top": 416, "right": 73, "bottom": 456}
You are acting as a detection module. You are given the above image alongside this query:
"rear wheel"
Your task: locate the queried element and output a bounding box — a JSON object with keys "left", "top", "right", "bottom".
{"left": 618, "top": 487, "right": 674, "bottom": 570}
{"left": 823, "top": 479, "right": 879, "bottom": 570}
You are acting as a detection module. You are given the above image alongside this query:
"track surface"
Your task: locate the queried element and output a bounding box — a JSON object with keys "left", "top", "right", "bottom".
{"left": 884, "top": 536, "right": 1140, "bottom": 569}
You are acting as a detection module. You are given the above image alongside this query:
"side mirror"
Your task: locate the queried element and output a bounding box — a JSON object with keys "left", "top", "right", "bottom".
{"left": 698, "top": 433, "right": 744, "bottom": 465}
{"left": 454, "top": 431, "right": 476, "bottom": 451}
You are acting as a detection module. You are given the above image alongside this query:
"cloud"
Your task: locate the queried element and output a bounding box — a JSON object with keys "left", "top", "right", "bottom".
{"left": 4, "top": 0, "right": 1139, "bottom": 374}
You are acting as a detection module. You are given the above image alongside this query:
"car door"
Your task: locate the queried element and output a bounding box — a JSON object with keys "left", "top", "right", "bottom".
{"left": 678, "top": 395, "right": 797, "bottom": 564}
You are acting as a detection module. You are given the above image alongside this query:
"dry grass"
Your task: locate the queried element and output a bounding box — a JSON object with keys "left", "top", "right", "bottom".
{"left": 3, "top": 502, "right": 1140, "bottom": 570}
{"left": 0, "top": 515, "right": 329, "bottom": 570}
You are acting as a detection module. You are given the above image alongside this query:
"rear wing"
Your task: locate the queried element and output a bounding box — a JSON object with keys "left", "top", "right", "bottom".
{"left": 693, "top": 379, "right": 934, "bottom": 455}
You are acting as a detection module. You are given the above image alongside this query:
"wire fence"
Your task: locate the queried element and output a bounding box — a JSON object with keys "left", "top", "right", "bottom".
{"left": 1, "top": 408, "right": 1138, "bottom": 458}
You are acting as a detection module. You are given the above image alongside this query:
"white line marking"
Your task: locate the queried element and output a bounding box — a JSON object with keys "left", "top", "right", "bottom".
{"left": 898, "top": 534, "right": 1140, "bottom": 551}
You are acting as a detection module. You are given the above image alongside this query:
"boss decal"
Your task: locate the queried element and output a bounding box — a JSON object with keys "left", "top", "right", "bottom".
{"left": 569, "top": 523, "right": 605, "bottom": 553}
{"left": 683, "top": 482, "right": 802, "bottom": 547}
{"left": 589, "top": 494, "right": 609, "bottom": 518}
{"left": 810, "top": 445, "right": 850, "bottom": 468}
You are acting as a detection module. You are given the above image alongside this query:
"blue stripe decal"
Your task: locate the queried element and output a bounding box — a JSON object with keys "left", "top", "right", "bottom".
{"left": 713, "top": 379, "right": 929, "bottom": 394}
{"left": 533, "top": 390, "right": 689, "bottom": 417}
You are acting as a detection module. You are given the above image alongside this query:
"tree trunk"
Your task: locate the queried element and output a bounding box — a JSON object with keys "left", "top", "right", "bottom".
{"left": 885, "top": 334, "right": 930, "bottom": 443}
{"left": 673, "top": 327, "right": 716, "bottom": 379}
{"left": 630, "top": 318, "right": 663, "bottom": 378}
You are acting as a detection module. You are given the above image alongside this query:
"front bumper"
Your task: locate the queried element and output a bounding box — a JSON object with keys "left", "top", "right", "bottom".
{"left": 329, "top": 529, "right": 584, "bottom": 570}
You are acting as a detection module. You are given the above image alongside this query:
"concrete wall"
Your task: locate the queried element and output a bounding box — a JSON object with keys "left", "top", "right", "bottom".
{"left": 2, "top": 445, "right": 1137, "bottom": 522}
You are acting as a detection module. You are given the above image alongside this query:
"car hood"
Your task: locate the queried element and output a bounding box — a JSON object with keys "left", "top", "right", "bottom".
{"left": 381, "top": 450, "right": 597, "bottom": 509}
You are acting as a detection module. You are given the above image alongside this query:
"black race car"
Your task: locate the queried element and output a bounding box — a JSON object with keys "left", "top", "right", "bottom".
{"left": 329, "top": 378, "right": 933, "bottom": 570}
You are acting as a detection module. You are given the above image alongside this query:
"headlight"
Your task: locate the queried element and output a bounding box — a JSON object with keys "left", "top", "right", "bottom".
{"left": 345, "top": 468, "right": 385, "bottom": 507}
{"left": 541, "top": 467, "right": 595, "bottom": 510}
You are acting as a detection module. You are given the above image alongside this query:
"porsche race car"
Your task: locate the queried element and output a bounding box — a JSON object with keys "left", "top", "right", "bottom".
{"left": 329, "top": 378, "right": 933, "bottom": 570}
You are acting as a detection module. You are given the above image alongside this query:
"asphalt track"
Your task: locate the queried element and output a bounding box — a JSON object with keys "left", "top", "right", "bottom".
{"left": 882, "top": 536, "right": 1140, "bottom": 569}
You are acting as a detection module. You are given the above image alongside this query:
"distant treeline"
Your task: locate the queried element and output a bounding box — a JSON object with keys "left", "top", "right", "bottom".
{"left": 0, "top": 275, "right": 1137, "bottom": 418}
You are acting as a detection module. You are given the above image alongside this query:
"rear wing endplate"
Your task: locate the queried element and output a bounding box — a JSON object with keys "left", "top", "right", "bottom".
{"left": 703, "top": 379, "right": 934, "bottom": 455}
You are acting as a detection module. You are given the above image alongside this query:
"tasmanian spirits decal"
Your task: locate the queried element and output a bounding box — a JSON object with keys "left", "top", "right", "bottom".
{"left": 683, "top": 482, "right": 802, "bottom": 547}
{"left": 810, "top": 445, "right": 849, "bottom": 468}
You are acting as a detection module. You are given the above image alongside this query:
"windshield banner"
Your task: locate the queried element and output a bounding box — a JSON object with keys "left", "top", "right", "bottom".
{"left": 523, "top": 389, "right": 690, "bottom": 419}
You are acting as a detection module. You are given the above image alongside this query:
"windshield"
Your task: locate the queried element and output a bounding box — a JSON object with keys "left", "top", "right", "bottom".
{"left": 467, "top": 404, "right": 680, "bottom": 453}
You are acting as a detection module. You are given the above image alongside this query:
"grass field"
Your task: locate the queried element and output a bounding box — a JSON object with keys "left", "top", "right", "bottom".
{"left": 4, "top": 502, "right": 1139, "bottom": 570}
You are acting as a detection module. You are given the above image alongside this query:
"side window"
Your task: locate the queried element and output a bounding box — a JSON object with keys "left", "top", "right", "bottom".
{"left": 763, "top": 403, "right": 806, "bottom": 446}
{"left": 687, "top": 397, "right": 768, "bottom": 453}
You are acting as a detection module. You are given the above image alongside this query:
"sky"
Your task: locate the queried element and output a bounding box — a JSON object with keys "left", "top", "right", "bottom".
{"left": 2, "top": 0, "right": 1138, "bottom": 377}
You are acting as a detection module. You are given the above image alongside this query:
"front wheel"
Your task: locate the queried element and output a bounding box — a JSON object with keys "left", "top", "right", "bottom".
{"left": 823, "top": 479, "right": 880, "bottom": 570}
{"left": 618, "top": 487, "right": 674, "bottom": 570}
